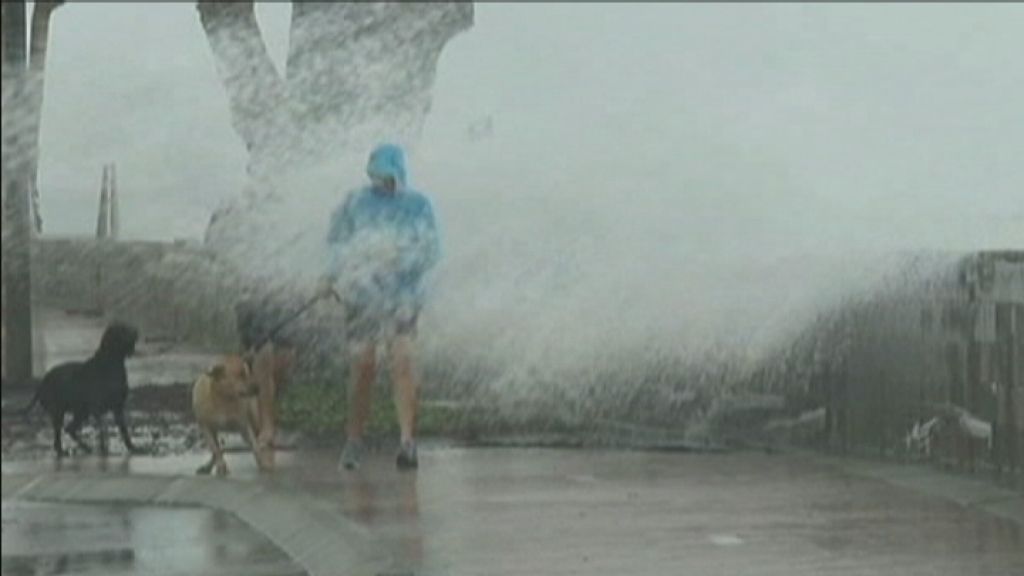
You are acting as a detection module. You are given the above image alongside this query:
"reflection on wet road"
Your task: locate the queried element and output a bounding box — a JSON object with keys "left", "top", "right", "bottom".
{"left": 1, "top": 501, "right": 305, "bottom": 576}
{"left": 3, "top": 448, "right": 1023, "bottom": 576}
{"left": 278, "top": 449, "right": 1024, "bottom": 576}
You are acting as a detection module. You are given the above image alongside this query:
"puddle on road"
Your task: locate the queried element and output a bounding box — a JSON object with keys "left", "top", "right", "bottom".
{"left": 708, "top": 533, "right": 745, "bottom": 546}
{"left": 1, "top": 501, "right": 305, "bottom": 576}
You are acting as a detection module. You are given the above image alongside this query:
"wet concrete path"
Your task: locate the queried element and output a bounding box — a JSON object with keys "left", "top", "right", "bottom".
{"left": 1, "top": 501, "right": 305, "bottom": 576}
{"left": 4, "top": 448, "right": 1021, "bottom": 576}
{"left": 282, "top": 448, "right": 1024, "bottom": 576}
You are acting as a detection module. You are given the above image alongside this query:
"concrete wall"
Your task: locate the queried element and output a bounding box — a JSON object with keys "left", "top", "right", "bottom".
{"left": 31, "top": 237, "right": 241, "bottom": 350}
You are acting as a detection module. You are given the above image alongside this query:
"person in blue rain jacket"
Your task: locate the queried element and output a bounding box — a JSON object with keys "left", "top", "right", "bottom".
{"left": 318, "top": 144, "right": 440, "bottom": 471}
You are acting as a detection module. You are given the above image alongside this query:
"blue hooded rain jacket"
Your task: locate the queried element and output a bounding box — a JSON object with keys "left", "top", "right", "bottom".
{"left": 325, "top": 144, "right": 441, "bottom": 309}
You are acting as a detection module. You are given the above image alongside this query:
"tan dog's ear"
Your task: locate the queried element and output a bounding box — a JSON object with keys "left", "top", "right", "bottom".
{"left": 209, "top": 365, "right": 226, "bottom": 380}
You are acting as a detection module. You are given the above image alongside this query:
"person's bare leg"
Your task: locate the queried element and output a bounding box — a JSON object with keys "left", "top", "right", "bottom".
{"left": 391, "top": 336, "right": 418, "bottom": 445}
{"left": 254, "top": 343, "right": 277, "bottom": 449}
{"left": 273, "top": 347, "right": 296, "bottom": 396}
{"left": 260, "top": 345, "right": 294, "bottom": 467}
{"left": 341, "top": 342, "right": 376, "bottom": 471}
{"left": 347, "top": 342, "right": 376, "bottom": 441}
{"left": 243, "top": 419, "right": 270, "bottom": 472}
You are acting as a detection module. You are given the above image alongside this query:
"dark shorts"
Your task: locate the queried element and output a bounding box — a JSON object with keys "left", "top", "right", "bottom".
{"left": 344, "top": 298, "right": 419, "bottom": 344}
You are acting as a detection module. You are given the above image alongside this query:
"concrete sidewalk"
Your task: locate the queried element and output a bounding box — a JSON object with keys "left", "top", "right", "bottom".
{"left": 815, "top": 453, "right": 1024, "bottom": 527}
{"left": 4, "top": 447, "right": 1022, "bottom": 576}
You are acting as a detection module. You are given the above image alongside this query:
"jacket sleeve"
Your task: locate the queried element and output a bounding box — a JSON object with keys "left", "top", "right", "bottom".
{"left": 325, "top": 192, "right": 357, "bottom": 281}
{"left": 397, "top": 199, "right": 441, "bottom": 284}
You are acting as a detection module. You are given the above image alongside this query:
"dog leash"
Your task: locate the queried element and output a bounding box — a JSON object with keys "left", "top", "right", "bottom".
{"left": 247, "top": 289, "right": 340, "bottom": 353}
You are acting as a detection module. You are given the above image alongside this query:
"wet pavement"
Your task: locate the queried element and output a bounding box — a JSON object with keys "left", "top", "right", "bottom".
{"left": 3, "top": 447, "right": 1022, "bottom": 576}
{"left": 285, "top": 449, "right": 1024, "bottom": 576}
{"left": 4, "top": 310, "right": 1023, "bottom": 575}
{"left": 1, "top": 501, "right": 305, "bottom": 576}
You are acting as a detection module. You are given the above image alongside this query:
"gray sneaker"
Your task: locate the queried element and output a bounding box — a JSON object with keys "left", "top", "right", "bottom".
{"left": 340, "top": 439, "right": 365, "bottom": 471}
{"left": 396, "top": 440, "right": 418, "bottom": 470}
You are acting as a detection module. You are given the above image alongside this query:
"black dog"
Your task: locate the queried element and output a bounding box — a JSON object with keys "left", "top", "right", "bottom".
{"left": 23, "top": 322, "right": 139, "bottom": 457}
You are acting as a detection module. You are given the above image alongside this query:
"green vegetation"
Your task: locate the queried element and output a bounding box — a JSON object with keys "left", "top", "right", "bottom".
{"left": 277, "top": 379, "right": 468, "bottom": 442}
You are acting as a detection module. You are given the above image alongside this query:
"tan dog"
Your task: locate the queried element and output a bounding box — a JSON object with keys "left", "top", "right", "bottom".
{"left": 192, "top": 356, "right": 268, "bottom": 476}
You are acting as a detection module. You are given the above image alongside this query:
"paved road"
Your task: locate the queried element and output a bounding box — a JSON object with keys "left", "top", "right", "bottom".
{"left": 291, "top": 449, "right": 1024, "bottom": 576}
{"left": 1, "top": 501, "right": 305, "bottom": 576}
{"left": 4, "top": 448, "right": 1020, "bottom": 576}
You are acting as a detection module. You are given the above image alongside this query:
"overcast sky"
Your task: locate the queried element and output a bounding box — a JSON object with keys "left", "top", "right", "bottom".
{"left": 37, "top": 3, "right": 1022, "bottom": 244}
{"left": 31, "top": 3, "right": 1024, "bottom": 358}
